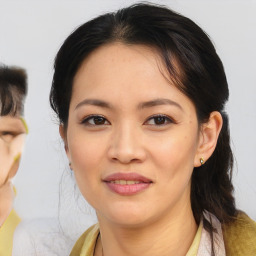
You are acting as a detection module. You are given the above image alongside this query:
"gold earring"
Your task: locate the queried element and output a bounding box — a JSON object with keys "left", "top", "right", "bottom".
{"left": 200, "top": 157, "right": 204, "bottom": 165}
{"left": 69, "top": 162, "right": 73, "bottom": 170}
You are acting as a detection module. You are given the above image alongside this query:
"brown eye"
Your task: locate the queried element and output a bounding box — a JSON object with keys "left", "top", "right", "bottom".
{"left": 154, "top": 116, "right": 166, "bottom": 125}
{"left": 93, "top": 116, "right": 106, "bottom": 125}
{"left": 145, "top": 115, "right": 173, "bottom": 126}
{"left": 82, "top": 115, "right": 110, "bottom": 126}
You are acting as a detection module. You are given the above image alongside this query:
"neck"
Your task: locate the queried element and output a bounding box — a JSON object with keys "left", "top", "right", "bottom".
{"left": 97, "top": 204, "right": 197, "bottom": 256}
{"left": 0, "top": 181, "right": 14, "bottom": 227}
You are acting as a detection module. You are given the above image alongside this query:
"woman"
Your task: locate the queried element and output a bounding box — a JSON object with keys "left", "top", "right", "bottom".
{"left": 50, "top": 3, "right": 256, "bottom": 256}
{"left": 0, "top": 64, "right": 28, "bottom": 255}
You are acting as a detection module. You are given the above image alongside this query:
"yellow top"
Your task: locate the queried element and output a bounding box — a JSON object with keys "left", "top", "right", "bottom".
{"left": 70, "top": 212, "right": 256, "bottom": 256}
{"left": 0, "top": 209, "right": 21, "bottom": 256}
{"left": 70, "top": 221, "right": 203, "bottom": 256}
{"left": 186, "top": 220, "right": 203, "bottom": 256}
{"left": 222, "top": 211, "right": 256, "bottom": 255}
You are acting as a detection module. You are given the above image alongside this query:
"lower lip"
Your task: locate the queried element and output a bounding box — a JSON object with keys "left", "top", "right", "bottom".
{"left": 105, "top": 182, "right": 151, "bottom": 196}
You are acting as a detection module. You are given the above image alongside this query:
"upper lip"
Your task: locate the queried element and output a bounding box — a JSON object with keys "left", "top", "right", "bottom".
{"left": 103, "top": 172, "right": 152, "bottom": 183}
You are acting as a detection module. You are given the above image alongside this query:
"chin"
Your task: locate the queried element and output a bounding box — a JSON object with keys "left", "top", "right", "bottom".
{"left": 111, "top": 215, "right": 150, "bottom": 228}
{"left": 99, "top": 203, "right": 154, "bottom": 228}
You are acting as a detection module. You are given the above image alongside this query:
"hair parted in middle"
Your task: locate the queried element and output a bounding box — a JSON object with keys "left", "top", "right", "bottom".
{"left": 50, "top": 2, "right": 237, "bottom": 236}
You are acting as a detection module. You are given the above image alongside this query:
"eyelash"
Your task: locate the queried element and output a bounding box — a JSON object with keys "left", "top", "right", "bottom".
{"left": 144, "top": 114, "right": 175, "bottom": 126}
{"left": 81, "top": 114, "right": 175, "bottom": 127}
{"left": 81, "top": 115, "right": 110, "bottom": 126}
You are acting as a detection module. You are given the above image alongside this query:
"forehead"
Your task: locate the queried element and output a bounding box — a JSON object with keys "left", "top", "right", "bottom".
{"left": 71, "top": 43, "right": 194, "bottom": 112}
{"left": 74, "top": 44, "right": 166, "bottom": 91}
{"left": 74, "top": 43, "right": 163, "bottom": 82}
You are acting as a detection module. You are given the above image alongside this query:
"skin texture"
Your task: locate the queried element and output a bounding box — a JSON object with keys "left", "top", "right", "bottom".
{"left": 0, "top": 116, "right": 26, "bottom": 226}
{"left": 61, "top": 43, "right": 222, "bottom": 256}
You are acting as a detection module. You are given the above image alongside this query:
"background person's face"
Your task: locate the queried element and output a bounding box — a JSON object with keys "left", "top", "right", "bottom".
{"left": 64, "top": 43, "right": 202, "bottom": 227}
{"left": 0, "top": 116, "right": 26, "bottom": 186}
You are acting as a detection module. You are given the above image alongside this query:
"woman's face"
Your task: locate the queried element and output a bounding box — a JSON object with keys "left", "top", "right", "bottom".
{"left": 64, "top": 43, "right": 204, "bottom": 227}
{"left": 0, "top": 115, "right": 26, "bottom": 186}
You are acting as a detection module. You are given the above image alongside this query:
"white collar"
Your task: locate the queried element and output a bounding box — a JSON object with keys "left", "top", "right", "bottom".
{"left": 197, "top": 211, "right": 226, "bottom": 256}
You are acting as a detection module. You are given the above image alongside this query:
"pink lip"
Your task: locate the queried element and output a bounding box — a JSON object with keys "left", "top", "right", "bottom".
{"left": 103, "top": 172, "right": 153, "bottom": 196}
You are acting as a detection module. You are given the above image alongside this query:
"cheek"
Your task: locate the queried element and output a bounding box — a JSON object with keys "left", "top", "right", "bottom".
{"left": 149, "top": 130, "right": 198, "bottom": 181}
{"left": 67, "top": 132, "right": 107, "bottom": 198}
{"left": 69, "top": 139, "right": 101, "bottom": 174}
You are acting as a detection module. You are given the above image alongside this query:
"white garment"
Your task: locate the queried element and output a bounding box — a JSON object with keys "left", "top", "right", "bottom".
{"left": 12, "top": 218, "right": 75, "bottom": 256}
{"left": 13, "top": 212, "right": 225, "bottom": 256}
{"left": 197, "top": 212, "right": 226, "bottom": 256}
{"left": 12, "top": 174, "right": 97, "bottom": 256}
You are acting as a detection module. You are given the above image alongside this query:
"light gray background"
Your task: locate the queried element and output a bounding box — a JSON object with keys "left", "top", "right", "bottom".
{"left": 0, "top": 0, "right": 255, "bottom": 223}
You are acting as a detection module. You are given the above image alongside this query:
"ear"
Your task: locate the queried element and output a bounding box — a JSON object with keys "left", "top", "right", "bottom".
{"left": 194, "top": 111, "right": 223, "bottom": 167}
{"left": 59, "top": 125, "right": 70, "bottom": 159}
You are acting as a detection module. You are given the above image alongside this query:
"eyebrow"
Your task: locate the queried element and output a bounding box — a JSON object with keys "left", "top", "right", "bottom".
{"left": 138, "top": 98, "right": 183, "bottom": 111}
{"left": 75, "top": 99, "right": 112, "bottom": 110}
{"left": 75, "top": 98, "right": 183, "bottom": 111}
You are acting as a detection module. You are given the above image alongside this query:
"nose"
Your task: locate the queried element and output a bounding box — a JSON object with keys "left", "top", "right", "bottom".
{"left": 107, "top": 124, "right": 146, "bottom": 164}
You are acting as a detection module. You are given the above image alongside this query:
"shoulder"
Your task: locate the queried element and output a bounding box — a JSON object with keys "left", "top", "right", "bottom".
{"left": 13, "top": 218, "right": 75, "bottom": 256}
{"left": 70, "top": 224, "right": 99, "bottom": 256}
{"left": 222, "top": 211, "right": 256, "bottom": 255}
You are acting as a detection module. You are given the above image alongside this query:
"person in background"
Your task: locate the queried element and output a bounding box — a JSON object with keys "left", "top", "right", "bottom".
{"left": 0, "top": 64, "right": 28, "bottom": 255}
{"left": 50, "top": 3, "right": 256, "bottom": 256}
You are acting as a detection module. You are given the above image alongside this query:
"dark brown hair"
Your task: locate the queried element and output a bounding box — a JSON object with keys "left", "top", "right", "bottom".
{"left": 0, "top": 64, "right": 27, "bottom": 116}
{"left": 50, "top": 3, "right": 237, "bottom": 251}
